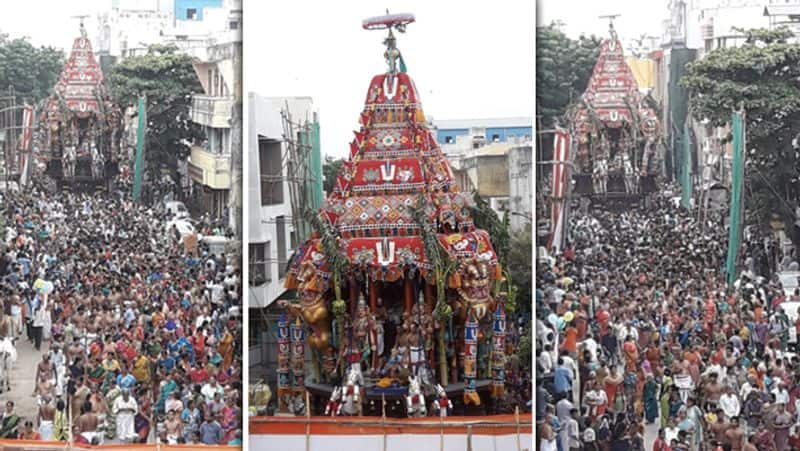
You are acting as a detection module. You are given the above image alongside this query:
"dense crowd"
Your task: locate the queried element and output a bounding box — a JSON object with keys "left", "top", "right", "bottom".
{"left": 0, "top": 184, "right": 242, "bottom": 445}
{"left": 536, "top": 192, "right": 800, "bottom": 451}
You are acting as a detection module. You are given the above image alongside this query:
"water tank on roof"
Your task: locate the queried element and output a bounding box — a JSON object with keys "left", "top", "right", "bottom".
{"left": 701, "top": 18, "right": 714, "bottom": 40}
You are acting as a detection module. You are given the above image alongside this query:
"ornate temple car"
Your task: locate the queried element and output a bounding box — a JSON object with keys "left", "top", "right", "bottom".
{"left": 40, "top": 25, "right": 121, "bottom": 187}
{"left": 569, "top": 23, "right": 663, "bottom": 198}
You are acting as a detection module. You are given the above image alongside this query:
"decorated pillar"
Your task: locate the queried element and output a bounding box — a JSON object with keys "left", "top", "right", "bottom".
{"left": 291, "top": 317, "right": 306, "bottom": 391}
{"left": 463, "top": 313, "right": 480, "bottom": 406}
{"left": 490, "top": 303, "right": 506, "bottom": 398}
{"left": 276, "top": 314, "right": 291, "bottom": 413}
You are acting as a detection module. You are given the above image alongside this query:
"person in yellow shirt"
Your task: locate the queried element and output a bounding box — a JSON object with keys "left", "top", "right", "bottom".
{"left": 102, "top": 352, "right": 120, "bottom": 374}
{"left": 132, "top": 354, "right": 151, "bottom": 384}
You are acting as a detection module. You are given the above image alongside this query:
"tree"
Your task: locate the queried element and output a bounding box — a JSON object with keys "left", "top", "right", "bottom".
{"left": 680, "top": 27, "right": 800, "bottom": 230}
{"left": 322, "top": 157, "right": 343, "bottom": 195}
{"left": 536, "top": 23, "right": 601, "bottom": 128}
{"left": 107, "top": 44, "right": 203, "bottom": 185}
{"left": 507, "top": 229, "right": 532, "bottom": 317}
{"left": 0, "top": 37, "right": 64, "bottom": 104}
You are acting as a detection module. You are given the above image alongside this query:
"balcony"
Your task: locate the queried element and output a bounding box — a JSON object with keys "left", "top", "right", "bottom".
{"left": 188, "top": 145, "right": 231, "bottom": 190}
{"left": 190, "top": 95, "right": 233, "bottom": 128}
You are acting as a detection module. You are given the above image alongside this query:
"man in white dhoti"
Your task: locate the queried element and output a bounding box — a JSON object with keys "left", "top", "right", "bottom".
{"left": 112, "top": 390, "right": 138, "bottom": 442}
{"left": 38, "top": 395, "right": 55, "bottom": 440}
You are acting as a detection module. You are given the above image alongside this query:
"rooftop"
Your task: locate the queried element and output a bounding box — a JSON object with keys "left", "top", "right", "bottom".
{"left": 432, "top": 117, "right": 532, "bottom": 130}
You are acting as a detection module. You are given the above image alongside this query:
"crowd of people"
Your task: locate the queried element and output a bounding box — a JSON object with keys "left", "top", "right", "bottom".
{"left": 0, "top": 182, "right": 242, "bottom": 445}
{"left": 536, "top": 191, "right": 800, "bottom": 451}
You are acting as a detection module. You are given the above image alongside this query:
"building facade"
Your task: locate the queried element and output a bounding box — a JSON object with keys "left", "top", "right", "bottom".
{"left": 184, "top": 0, "right": 241, "bottom": 224}
{"left": 247, "top": 95, "right": 321, "bottom": 309}
{"left": 247, "top": 94, "right": 321, "bottom": 378}
{"left": 434, "top": 118, "right": 533, "bottom": 227}
{"left": 97, "top": 0, "right": 238, "bottom": 60}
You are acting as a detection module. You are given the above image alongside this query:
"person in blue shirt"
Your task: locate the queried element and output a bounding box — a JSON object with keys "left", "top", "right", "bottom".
{"left": 159, "top": 351, "right": 176, "bottom": 374}
{"left": 553, "top": 357, "right": 573, "bottom": 400}
{"left": 117, "top": 366, "right": 136, "bottom": 390}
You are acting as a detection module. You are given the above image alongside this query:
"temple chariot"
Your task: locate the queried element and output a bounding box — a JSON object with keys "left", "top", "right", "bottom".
{"left": 569, "top": 22, "right": 663, "bottom": 203}
{"left": 276, "top": 13, "right": 514, "bottom": 418}
{"left": 39, "top": 23, "right": 121, "bottom": 191}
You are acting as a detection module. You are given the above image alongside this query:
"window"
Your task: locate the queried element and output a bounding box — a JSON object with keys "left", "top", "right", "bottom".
{"left": 249, "top": 242, "right": 270, "bottom": 285}
{"left": 187, "top": 8, "right": 197, "bottom": 20}
{"left": 207, "top": 69, "right": 212, "bottom": 93}
{"left": 259, "top": 137, "right": 284, "bottom": 205}
{"left": 276, "top": 216, "right": 287, "bottom": 279}
{"left": 212, "top": 70, "right": 219, "bottom": 97}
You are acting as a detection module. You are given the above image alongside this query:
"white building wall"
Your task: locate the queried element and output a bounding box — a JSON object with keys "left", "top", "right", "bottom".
{"left": 248, "top": 94, "right": 315, "bottom": 308}
{"left": 508, "top": 144, "right": 533, "bottom": 232}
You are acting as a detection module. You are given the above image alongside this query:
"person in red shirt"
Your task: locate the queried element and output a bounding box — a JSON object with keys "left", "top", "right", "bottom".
{"left": 561, "top": 325, "right": 578, "bottom": 357}
{"left": 653, "top": 428, "right": 670, "bottom": 451}
{"left": 189, "top": 365, "right": 210, "bottom": 385}
{"left": 597, "top": 308, "right": 610, "bottom": 338}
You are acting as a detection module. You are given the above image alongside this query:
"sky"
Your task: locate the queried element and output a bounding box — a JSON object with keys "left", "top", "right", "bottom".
{"left": 538, "top": 0, "right": 667, "bottom": 44}
{"left": 0, "top": 1, "right": 108, "bottom": 51}
{"left": 245, "top": 0, "right": 535, "bottom": 158}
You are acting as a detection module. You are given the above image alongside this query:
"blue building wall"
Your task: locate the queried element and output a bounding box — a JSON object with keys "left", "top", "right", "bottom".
{"left": 436, "top": 125, "right": 532, "bottom": 144}
{"left": 174, "top": 0, "right": 223, "bottom": 20}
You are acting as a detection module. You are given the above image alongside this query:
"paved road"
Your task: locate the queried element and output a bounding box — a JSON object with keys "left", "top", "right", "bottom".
{"left": 3, "top": 334, "right": 43, "bottom": 424}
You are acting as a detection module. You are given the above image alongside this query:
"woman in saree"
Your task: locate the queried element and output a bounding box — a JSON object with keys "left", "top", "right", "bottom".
{"left": 218, "top": 326, "right": 235, "bottom": 369}
{"left": 53, "top": 399, "right": 68, "bottom": 441}
{"left": 104, "top": 380, "right": 122, "bottom": 440}
{"left": 156, "top": 374, "right": 178, "bottom": 414}
{"left": 685, "top": 397, "right": 704, "bottom": 451}
{"left": 132, "top": 354, "right": 151, "bottom": 384}
{"left": 644, "top": 375, "right": 659, "bottom": 424}
{"left": 221, "top": 396, "right": 239, "bottom": 443}
{"left": 0, "top": 402, "right": 19, "bottom": 439}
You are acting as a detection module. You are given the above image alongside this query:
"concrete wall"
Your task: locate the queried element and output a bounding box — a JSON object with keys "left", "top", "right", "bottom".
{"left": 508, "top": 145, "right": 533, "bottom": 232}
{"left": 247, "top": 94, "right": 315, "bottom": 308}
{"left": 471, "top": 155, "right": 509, "bottom": 198}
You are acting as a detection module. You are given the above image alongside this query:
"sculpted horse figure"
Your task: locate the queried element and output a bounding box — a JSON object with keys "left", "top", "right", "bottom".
{"left": 340, "top": 364, "right": 364, "bottom": 416}
{"left": 406, "top": 375, "right": 427, "bottom": 417}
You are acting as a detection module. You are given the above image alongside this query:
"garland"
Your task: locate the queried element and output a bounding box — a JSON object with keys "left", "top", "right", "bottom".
{"left": 411, "top": 193, "right": 454, "bottom": 385}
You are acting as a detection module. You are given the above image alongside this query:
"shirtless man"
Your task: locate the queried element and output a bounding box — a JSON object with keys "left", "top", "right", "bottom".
{"left": 34, "top": 354, "right": 55, "bottom": 395}
{"left": 89, "top": 385, "right": 108, "bottom": 419}
{"left": 704, "top": 373, "right": 724, "bottom": 410}
{"left": 38, "top": 396, "right": 55, "bottom": 441}
{"left": 76, "top": 401, "right": 100, "bottom": 444}
{"left": 68, "top": 339, "right": 84, "bottom": 362}
{"left": 164, "top": 409, "right": 183, "bottom": 444}
{"left": 725, "top": 416, "right": 745, "bottom": 451}
{"left": 36, "top": 373, "right": 54, "bottom": 401}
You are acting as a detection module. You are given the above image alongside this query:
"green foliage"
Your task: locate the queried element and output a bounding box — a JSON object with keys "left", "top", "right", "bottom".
{"left": 322, "top": 158, "right": 344, "bottom": 195}
{"left": 469, "top": 192, "right": 510, "bottom": 267}
{"left": 680, "top": 27, "right": 800, "bottom": 227}
{"left": 304, "top": 208, "right": 347, "bottom": 298}
{"left": 518, "top": 322, "right": 532, "bottom": 375}
{"left": 107, "top": 44, "right": 203, "bottom": 184}
{"left": 536, "top": 23, "right": 601, "bottom": 127}
{"left": 0, "top": 36, "right": 64, "bottom": 103}
{"left": 507, "top": 229, "right": 532, "bottom": 316}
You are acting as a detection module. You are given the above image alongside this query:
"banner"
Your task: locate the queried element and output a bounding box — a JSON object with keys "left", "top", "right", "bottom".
{"left": 548, "top": 129, "right": 570, "bottom": 253}
{"left": 726, "top": 111, "right": 745, "bottom": 286}
{"left": 19, "top": 104, "right": 34, "bottom": 187}
{"left": 681, "top": 122, "right": 692, "bottom": 209}
{"left": 132, "top": 96, "right": 146, "bottom": 202}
